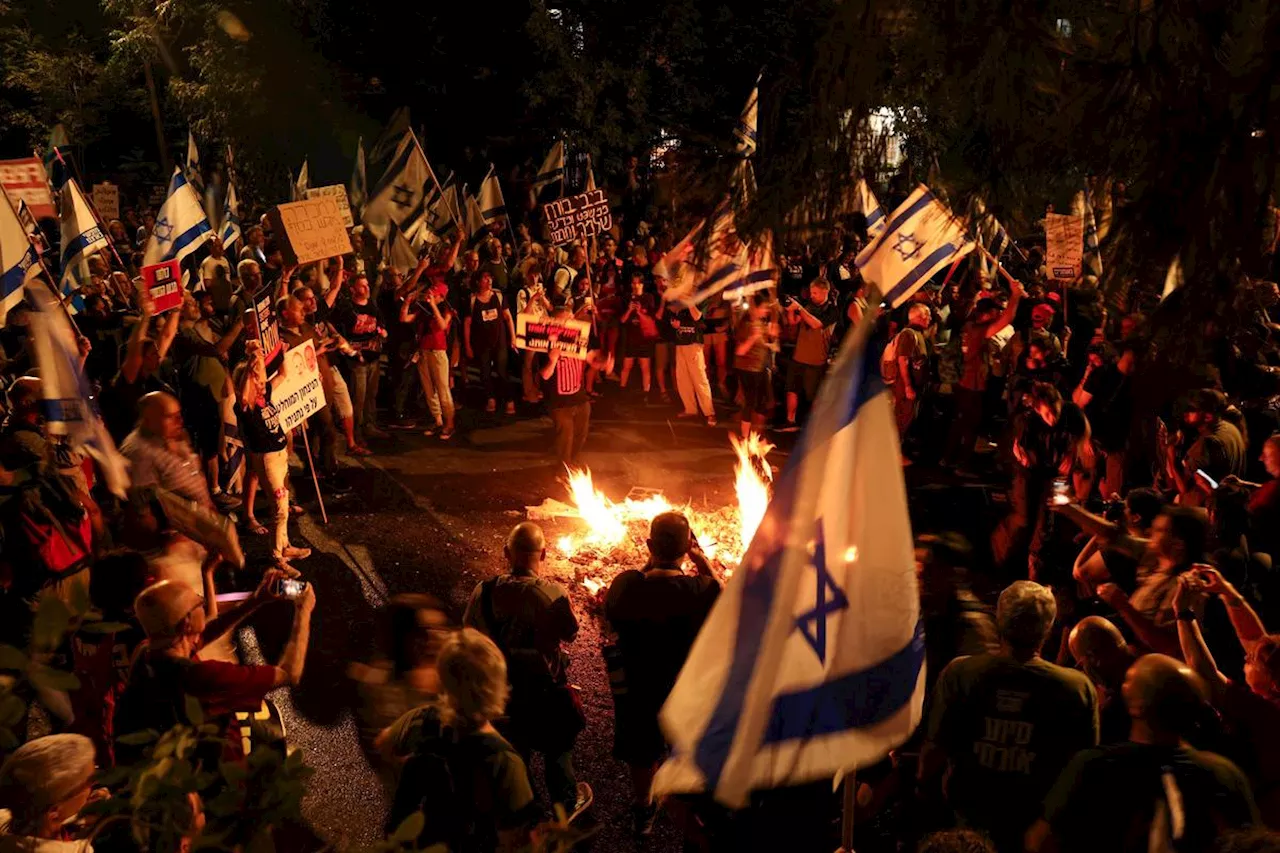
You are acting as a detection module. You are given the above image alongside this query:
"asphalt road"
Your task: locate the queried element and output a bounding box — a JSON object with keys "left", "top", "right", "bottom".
{"left": 239, "top": 389, "right": 779, "bottom": 851}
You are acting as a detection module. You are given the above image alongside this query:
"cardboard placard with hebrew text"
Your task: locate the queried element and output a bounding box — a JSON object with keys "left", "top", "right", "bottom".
{"left": 303, "top": 185, "right": 355, "bottom": 228}
{"left": 541, "top": 189, "right": 612, "bottom": 246}
{"left": 515, "top": 313, "right": 591, "bottom": 359}
{"left": 1044, "top": 213, "right": 1084, "bottom": 282}
{"left": 267, "top": 197, "right": 352, "bottom": 266}
{"left": 92, "top": 182, "right": 120, "bottom": 221}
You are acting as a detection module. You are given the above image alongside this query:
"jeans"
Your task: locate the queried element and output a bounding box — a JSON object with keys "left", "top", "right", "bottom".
{"left": 674, "top": 344, "right": 714, "bottom": 416}
{"left": 475, "top": 345, "right": 509, "bottom": 404}
{"left": 416, "top": 350, "right": 454, "bottom": 426}
{"left": 251, "top": 448, "right": 291, "bottom": 557}
{"left": 549, "top": 402, "right": 590, "bottom": 464}
{"left": 349, "top": 360, "right": 381, "bottom": 434}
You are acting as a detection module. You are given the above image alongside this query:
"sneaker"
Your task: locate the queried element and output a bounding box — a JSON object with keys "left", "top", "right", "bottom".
{"left": 706, "top": 416, "right": 718, "bottom": 427}
{"left": 281, "top": 545, "right": 312, "bottom": 561}
{"left": 423, "top": 422, "right": 442, "bottom": 436}
{"left": 213, "top": 492, "right": 243, "bottom": 512}
{"left": 485, "top": 398, "right": 497, "bottom": 413}
{"left": 504, "top": 400, "right": 515, "bottom": 415}
{"left": 439, "top": 427, "right": 455, "bottom": 440}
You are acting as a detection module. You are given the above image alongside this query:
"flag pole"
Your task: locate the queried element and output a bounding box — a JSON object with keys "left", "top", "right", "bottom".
{"left": 299, "top": 426, "right": 328, "bottom": 525}
{"left": 838, "top": 769, "right": 857, "bottom": 853}
{"left": 1, "top": 186, "right": 80, "bottom": 329}
{"left": 54, "top": 148, "right": 132, "bottom": 276}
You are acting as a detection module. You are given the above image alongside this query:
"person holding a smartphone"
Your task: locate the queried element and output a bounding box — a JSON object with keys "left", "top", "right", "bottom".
{"left": 1168, "top": 389, "right": 1246, "bottom": 508}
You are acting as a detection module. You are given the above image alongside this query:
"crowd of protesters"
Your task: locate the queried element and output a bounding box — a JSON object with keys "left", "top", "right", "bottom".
{"left": 4, "top": 154, "right": 1280, "bottom": 853}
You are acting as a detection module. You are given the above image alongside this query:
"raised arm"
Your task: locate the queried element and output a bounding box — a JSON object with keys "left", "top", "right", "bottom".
{"left": 155, "top": 309, "right": 180, "bottom": 362}
{"left": 1200, "top": 566, "right": 1268, "bottom": 647}
{"left": 984, "top": 281, "right": 1024, "bottom": 339}
{"left": 119, "top": 293, "right": 156, "bottom": 383}
{"left": 1174, "top": 573, "right": 1230, "bottom": 701}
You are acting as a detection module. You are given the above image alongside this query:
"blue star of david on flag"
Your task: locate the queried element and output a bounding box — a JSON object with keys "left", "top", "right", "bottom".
{"left": 794, "top": 518, "right": 849, "bottom": 664}
{"left": 153, "top": 217, "right": 174, "bottom": 244}
{"left": 892, "top": 232, "right": 923, "bottom": 261}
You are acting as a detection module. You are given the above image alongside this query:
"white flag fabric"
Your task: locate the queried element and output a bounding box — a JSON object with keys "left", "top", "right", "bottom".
{"left": 735, "top": 78, "right": 759, "bottom": 157}
{"left": 653, "top": 306, "right": 924, "bottom": 807}
{"left": 853, "top": 179, "right": 886, "bottom": 238}
{"left": 656, "top": 201, "right": 777, "bottom": 305}
{"left": 185, "top": 130, "right": 203, "bottom": 193}
{"left": 855, "top": 185, "right": 974, "bottom": 308}
{"left": 478, "top": 170, "right": 506, "bottom": 224}
{"left": 0, "top": 189, "right": 40, "bottom": 325}
{"left": 220, "top": 181, "right": 242, "bottom": 250}
{"left": 292, "top": 159, "right": 309, "bottom": 202}
{"left": 532, "top": 141, "right": 565, "bottom": 196}
{"left": 26, "top": 284, "right": 130, "bottom": 498}
{"left": 369, "top": 107, "right": 411, "bottom": 174}
{"left": 350, "top": 136, "right": 368, "bottom": 218}
{"left": 423, "top": 172, "right": 460, "bottom": 243}
{"left": 142, "top": 168, "right": 212, "bottom": 267}
{"left": 58, "top": 179, "right": 110, "bottom": 310}
{"left": 383, "top": 220, "right": 419, "bottom": 276}
{"left": 362, "top": 132, "right": 437, "bottom": 242}
{"left": 1082, "top": 184, "right": 1103, "bottom": 277}
{"left": 464, "top": 192, "right": 487, "bottom": 246}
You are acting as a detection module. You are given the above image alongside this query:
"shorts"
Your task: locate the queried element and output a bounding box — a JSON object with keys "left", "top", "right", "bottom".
{"left": 328, "top": 370, "right": 354, "bottom": 421}
{"left": 785, "top": 360, "right": 825, "bottom": 399}
{"left": 703, "top": 331, "right": 728, "bottom": 347}
{"left": 621, "top": 328, "right": 655, "bottom": 360}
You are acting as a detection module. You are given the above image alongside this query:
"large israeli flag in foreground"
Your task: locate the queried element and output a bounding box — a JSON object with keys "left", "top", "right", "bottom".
{"left": 653, "top": 304, "right": 925, "bottom": 808}
{"left": 857, "top": 184, "right": 973, "bottom": 308}
{"left": 142, "top": 168, "right": 212, "bottom": 267}
{"left": 0, "top": 189, "right": 40, "bottom": 325}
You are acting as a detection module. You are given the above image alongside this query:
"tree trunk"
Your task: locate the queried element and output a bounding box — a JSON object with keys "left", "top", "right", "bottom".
{"left": 142, "top": 58, "right": 171, "bottom": 176}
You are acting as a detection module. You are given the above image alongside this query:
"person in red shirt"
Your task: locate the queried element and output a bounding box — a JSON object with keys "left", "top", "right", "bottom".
{"left": 401, "top": 276, "right": 457, "bottom": 440}
{"left": 114, "top": 569, "right": 315, "bottom": 765}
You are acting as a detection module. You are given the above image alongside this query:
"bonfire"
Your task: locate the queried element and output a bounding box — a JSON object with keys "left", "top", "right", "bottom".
{"left": 528, "top": 434, "right": 775, "bottom": 593}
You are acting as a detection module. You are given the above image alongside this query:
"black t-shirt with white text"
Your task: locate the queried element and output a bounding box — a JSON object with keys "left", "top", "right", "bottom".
{"left": 235, "top": 384, "right": 288, "bottom": 453}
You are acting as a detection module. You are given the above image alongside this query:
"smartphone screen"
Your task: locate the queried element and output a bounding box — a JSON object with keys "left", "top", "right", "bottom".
{"left": 274, "top": 578, "right": 308, "bottom": 599}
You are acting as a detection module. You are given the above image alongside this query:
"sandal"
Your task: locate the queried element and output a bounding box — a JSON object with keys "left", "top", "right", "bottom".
{"left": 289, "top": 504, "right": 304, "bottom": 516}
{"left": 242, "top": 519, "right": 268, "bottom": 536}
{"left": 349, "top": 445, "right": 373, "bottom": 457}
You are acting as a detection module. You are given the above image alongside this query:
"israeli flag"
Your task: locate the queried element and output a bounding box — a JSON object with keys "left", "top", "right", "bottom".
{"left": 368, "top": 106, "right": 411, "bottom": 176}
{"left": 1082, "top": 184, "right": 1102, "bottom": 277}
{"left": 349, "top": 136, "right": 368, "bottom": 218}
{"left": 856, "top": 185, "right": 974, "bottom": 308}
{"left": 185, "top": 130, "right": 203, "bottom": 193}
{"left": 26, "top": 284, "right": 131, "bottom": 498}
{"left": 220, "top": 181, "right": 242, "bottom": 250}
{"left": 736, "top": 77, "right": 759, "bottom": 157}
{"left": 854, "top": 178, "right": 886, "bottom": 238}
{"left": 657, "top": 193, "right": 777, "bottom": 305}
{"left": 478, "top": 169, "right": 506, "bottom": 224}
{"left": 463, "top": 191, "right": 487, "bottom": 246}
{"left": 362, "top": 131, "right": 435, "bottom": 242}
{"left": 142, "top": 168, "right": 212, "bottom": 268}
{"left": 58, "top": 179, "right": 110, "bottom": 312}
{"left": 0, "top": 188, "right": 40, "bottom": 325}
{"left": 424, "top": 172, "right": 460, "bottom": 243}
{"left": 532, "top": 141, "right": 565, "bottom": 197}
{"left": 653, "top": 304, "right": 925, "bottom": 807}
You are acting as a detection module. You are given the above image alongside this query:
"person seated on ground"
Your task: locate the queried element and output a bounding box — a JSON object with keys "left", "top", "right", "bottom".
{"left": 463, "top": 523, "right": 584, "bottom": 813}
{"left": 113, "top": 570, "right": 315, "bottom": 766}
{"left": 0, "top": 733, "right": 105, "bottom": 852}
{"left": 1069, "top": 615, "right": 1140, "bottom": 744}
{"left": 920, "top": 580, "right": 1099, "bottom": 853}
{"left": 1028, "top": 654, "right": 1259, "bottom": 853}
{"left": 382, "top": 628, "right": 539, "bottom": 853}
{"left": 1073, "top": 487, "right": 1165, "bottom": 596}
{"left": 1056, "top": 500, "right": 1210, "bottom": 656}
{"left": 604, "top": 511, "right": 721, "bottom": 836}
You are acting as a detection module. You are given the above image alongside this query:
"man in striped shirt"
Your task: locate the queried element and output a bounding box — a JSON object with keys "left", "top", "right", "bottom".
{"left": 539, "top": 304, "right": 612, "bottom": 466}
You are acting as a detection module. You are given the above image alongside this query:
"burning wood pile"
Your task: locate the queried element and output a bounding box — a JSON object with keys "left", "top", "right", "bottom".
{"left": 526, "top": 434, "right": 775, "bottom": 594}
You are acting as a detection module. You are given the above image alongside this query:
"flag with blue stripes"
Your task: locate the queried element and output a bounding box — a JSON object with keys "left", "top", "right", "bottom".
{"left": 26, "top": 284, "right": 131, "bottom": 498}
{"left": 142, "top": 168, "right": 212, "bottom": 269}
{"left": 58, "top": 179, "right": 109, "bottom": 313}
{"left": 478, "top": 170, "right": 506, "bottom": 224}
{"left": 362, "top": 131, "right": 436, "bottom": 242}
{"left": 855, "top": 185, "right": 974, "bottom": 308}
{"left": 533, "top": 141, "right": 565, "bottom": 197}
{"left": 1082, "top": 184, "right": 1102, "bottom": 277}
{"left": 652, "top": 307, "right": 925, "bottom": 807}
{"left": 736, "top": 77, "right": 759, "bottom": 157}
{"left": 0, "top": 188, "right": 40, "bottom": 325}
{"left": 852, "top": 179, "right": 886, "bottom": 238}
{"left": 220, "top": 181, "right": 242, "bottom": 250}
{"left": 349, "top": 136, "right": 368, "bottom": 218}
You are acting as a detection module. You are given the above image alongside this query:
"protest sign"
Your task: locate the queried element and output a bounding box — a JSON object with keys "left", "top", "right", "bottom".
{"left": 303, "top": 185, "right": 355, "bottom": 228}
{"left": 0, "top": 158, "right": 54, "bottom": 219}
{"left": 139, "top": 259, "right": 184, "bottom": 314}
{"left": 245, "top": 285, "right": 283, "bottom": 364}
{"left": 541, "top": 189, "right": 612, "bottom": 246}
{"left": 91, "top": 182, "right": 120, "bottom": 221}
{"left": 266, "top": 196, "right": 352, "bottom": 266}
{"left": 1045, "top": 213, "right": 1084, "bottom": 282}
{"left": 272, "top": 339, "right": 327, "bottom": 431}
{"left": 515, "top": 313, "right": 591, "bottom": 359}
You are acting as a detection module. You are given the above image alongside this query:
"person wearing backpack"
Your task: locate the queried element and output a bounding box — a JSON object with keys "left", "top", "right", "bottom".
{"left": 383, "top": 628, "right": 539, "bottom": 853}
{"left": 884, "top": 302, "right": 934, "bottom": 447}
{"left": 462, "top": 522, "right": 587, "bottom": 814}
